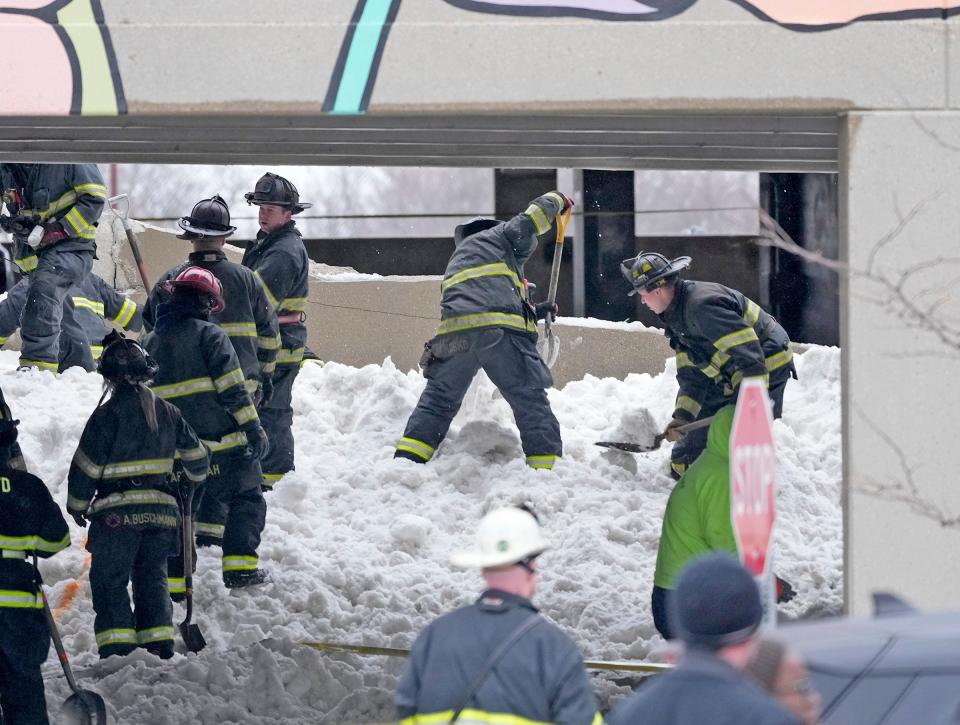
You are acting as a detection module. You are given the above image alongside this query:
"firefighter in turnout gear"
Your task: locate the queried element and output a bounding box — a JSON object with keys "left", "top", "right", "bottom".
{"left": 621, "top": 252, "right": 795, "bottom": 478}
{"left": 396, "top": 506, "right": 601, "bottom": 725}
{"left": 0, "top": 163, "right": 106, "bottom": 371}
{"left": 0, "top": 416, "right": 69, "bottom": 725}
{"left": 142, "top": 266, "right": 271, "bottom": 589}
{"left": 144, "top": 194, "right": 280, "bottom": 500}
{"left": 394, "top": 192, "right": 569, "bottom": 470}
{"left": 0, "top": 272, "right": 142, "bottom": 372}
{"left": 241, "top": 173, "right": 310, "bottom": 490}
{"left": 66, "top": 332, "right": 209, "bottom": 659}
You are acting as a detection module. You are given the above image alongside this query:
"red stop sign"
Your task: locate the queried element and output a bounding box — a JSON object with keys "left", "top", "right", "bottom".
{"left": 730, "top": 378, "right": 776, "bottom": 576}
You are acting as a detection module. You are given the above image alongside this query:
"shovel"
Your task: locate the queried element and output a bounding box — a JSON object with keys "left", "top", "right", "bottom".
{"left": 35, "top": 557, "right": 108, "bottom": 725}
{"left": 108, "top": 193, "right": 152, "bottom": 291}
{"left": 536, "top": 204, "right": 572, "bottom": 369}
{"left": 595, "top": 415, "right": 716, "bottom": 453}
{"left": 178, "top": 487, "right": 206, "bottom": 653}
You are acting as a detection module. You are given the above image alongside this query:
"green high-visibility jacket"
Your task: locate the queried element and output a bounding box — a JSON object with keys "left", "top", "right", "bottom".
{"left": 654, "top": 405, "right": 738, "bottom": 589}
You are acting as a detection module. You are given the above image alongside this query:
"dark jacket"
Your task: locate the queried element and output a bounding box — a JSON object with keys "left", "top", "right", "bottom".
{"left": 241, "top": 221, "right": 309, "bottom": 367}
{"left": 607, "top": 648, "right": 801, "bottom": 725}
{"left": 396, "top": 589, "right": 601, "bottom": 725}
{"left": 0, "top": 274, "right": 141, "bottom": 359}
{"left": 435, "top": 192, "right": 565, "bottom": 339}
{"left": 143, "top": 303, "right": 260, "bottom": 451}
{"left": 0, "top": 163, "right": 106, "bottom": 273}
{"left": 660, "top": 280, "right": 792, "bottom": 422}
{"left": 66, "top": 386, "right": 209, "bottom": 530}
{"left": 0, "top": 467, "right": 70, "bottom": 610}
{"left": 145, "top": 250, "right": 280, "bottom": 386}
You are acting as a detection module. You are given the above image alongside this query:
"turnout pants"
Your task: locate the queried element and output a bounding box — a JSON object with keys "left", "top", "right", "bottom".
{"left": 20, "top": 248, "right": 93, "bottom": 371}
{"left": 260, "top": 362, "right": 299, "bottom": 490}
{"left": 87, "top": 523, "right": 178, "bottom": 658}
{"left": 179, "top": 449, "right": 266, "bottom": 580}
{"left": 0, "top": 609, "right": 50, "bottom": 725}
{"left": 671, "top": 365, "right": 794, "bottom": 477}
{"left": 396, "top": 328, "right": 562, "bottom": 469}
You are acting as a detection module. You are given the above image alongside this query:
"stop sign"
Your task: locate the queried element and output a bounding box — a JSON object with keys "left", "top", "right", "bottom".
{"left": 729, "top": 377, "right": 776, "bottom": 577}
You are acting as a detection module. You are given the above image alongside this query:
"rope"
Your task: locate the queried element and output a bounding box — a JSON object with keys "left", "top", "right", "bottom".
{"left": 300, "top": 640, "right": 672, "bottom": 674}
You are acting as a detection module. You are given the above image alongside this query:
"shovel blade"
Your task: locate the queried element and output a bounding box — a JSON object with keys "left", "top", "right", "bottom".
{"left": 180, "top": 620, "right": 206, "bottom": 653}
{"left": 536, "top": 331, "right": 561, "bottom": 369}
{"left": 595, "top": 441, "right": 656, "bottom": 454}
{"left": 61, "top": 690, "right": 108, "bottom": 725}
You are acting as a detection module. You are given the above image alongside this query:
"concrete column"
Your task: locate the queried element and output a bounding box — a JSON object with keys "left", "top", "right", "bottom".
{"left": 843, "top": 112, "right": 960, "bottom": 614}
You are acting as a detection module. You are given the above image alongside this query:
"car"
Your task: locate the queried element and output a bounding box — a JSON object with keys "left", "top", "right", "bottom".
{"left": 780, "top": 594, "right": 960, "bottom": 724}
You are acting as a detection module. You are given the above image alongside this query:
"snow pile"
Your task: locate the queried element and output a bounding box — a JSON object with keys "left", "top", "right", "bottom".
{"left": 1, "top": 345, "right": 841, "bottom": 723}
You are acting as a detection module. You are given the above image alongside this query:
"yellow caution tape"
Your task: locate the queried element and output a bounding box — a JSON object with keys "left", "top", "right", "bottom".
{"left": 300, "top": 640, "right": 673, "bottom": 674}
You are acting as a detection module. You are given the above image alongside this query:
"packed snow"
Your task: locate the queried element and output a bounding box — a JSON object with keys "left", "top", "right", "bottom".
{"left": 4, "top": 343, "right": 842, "bottom": 723}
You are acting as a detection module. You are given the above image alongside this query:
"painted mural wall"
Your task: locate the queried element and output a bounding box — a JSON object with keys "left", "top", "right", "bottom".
{"left": 0, "top": 0, "right": 956, "bottom": 116}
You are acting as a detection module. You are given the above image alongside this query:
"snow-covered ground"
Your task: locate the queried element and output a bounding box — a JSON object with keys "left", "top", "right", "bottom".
{"left": 5, "top": 344, "right": 842, "bottom": 723}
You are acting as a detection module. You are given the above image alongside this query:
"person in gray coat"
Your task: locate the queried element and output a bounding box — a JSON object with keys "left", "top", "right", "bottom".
{"left": 608, "top": 552, "right": 800, "bottom": 725}
{"left": 394, "top": 191, "right": 571, "bottom": 470}
{"left": 396, "top": 506, "right": 601, "bottom": 725}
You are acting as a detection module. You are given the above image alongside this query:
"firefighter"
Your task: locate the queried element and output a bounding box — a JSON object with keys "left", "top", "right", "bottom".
{"left": 396, "top": 506, "right": 601, "bottom": 724}
{"left": 0, "top": 415, "right": 69, "bottom": 725}
{"left": 142, "top": 266, "right": 271, "bottom": 589}
{"left": 394, "top": 191, "right": 570, "bottom": 470}
{"left": 144, "top": 195, "right": 279, "bottom": 508}
{"left": 0, "top": 163, "right": 106, "bottom": 372}
{"left": 241, "top": 173, "right": 310, "bottom": 491}
{"left": 66, "top": 331, "right": 209, "bottom": 659}
{"left": 0, "top": 272, "right": 142, "bottom": 372}
{"left": 621, "top": 252, "right": 795, "bottom": 478}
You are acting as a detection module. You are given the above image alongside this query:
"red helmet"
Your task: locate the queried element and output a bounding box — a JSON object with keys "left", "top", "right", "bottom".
{"left": 167, "top": 266, "right": 225, "bottom": 314}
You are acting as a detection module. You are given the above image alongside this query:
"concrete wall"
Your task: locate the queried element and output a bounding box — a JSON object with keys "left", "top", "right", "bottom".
{"left": 102, "top": 219, "right": 675, "bottom": 387}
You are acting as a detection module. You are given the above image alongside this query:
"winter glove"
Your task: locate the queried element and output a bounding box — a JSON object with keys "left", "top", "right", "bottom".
{"left": 245, "top": 425, "right": 270, "bottom": 461}
{"left": 662, "top": 417, "right": 689, "bottom": 443}
{"left": 776, "top": 575, "right": 797, "bottom": 604}
{"left": 258, "top": 375, "right": 274, "bottom": 409}
{"left": 40, "top": 221, "right": 67, "bottom": 246}
{"left": 69, "top": 510, "right": 88, "bottom": 528}
{"left": 534, "top": 301, "right": 558, "bottom": 322}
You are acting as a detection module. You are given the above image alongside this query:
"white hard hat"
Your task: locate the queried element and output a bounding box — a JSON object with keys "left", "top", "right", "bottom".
{"left": 450, "top": 507, "right": 549, "bottom": 569}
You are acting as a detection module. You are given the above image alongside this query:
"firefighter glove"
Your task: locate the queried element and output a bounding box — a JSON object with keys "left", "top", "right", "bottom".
{"left": 534, "top": 301, "right": 558, "bottom": 322}
{"left": 245, "top": 425, "right": 270, "bottom": 461}
{"left": 663, "top": 417, "right": 688, "bottom": 443}
{"left": 40, "top": 221, "right": 67, "bottom": 246}
{"left": 70, "top": 510, "right": 88, "bottom": 528}
{"left": 776, "top": 575, "right": 797, "bottom": 604}
{"left": 258, "top": 374, "right": 274, "bottom": 409}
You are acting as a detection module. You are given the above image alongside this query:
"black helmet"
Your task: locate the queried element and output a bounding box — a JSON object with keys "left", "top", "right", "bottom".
{"left": 177, "top": 195, "right": 236, "bottom": 239}
{"left": 620, "top": 251, "right": 691, "bottom": 296}
{"left": 244, "top": 173, "right": 311, "bottom": 214}
{"left": 98, "top": 331, "right": 159, "bottom": 384}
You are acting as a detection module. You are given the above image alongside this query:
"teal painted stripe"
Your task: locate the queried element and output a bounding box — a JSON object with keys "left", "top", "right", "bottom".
{"left": 331, "top": 0, "right": 393, "bottom": 114}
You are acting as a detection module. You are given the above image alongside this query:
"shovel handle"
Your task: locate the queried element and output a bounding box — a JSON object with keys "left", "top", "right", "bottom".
{"left": 35, "top": 563, "right": 82, "bottom": 695}
{"left": 543, "top": 205, "right": 572, "bottom": 339}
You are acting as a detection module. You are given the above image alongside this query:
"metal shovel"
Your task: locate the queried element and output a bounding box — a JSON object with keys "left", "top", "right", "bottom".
{"left": 595, "top": 415, "right": 716, "bottom": 453}
{"left": 536, "top": 205, "right": 572, "bottom": 369}
{"left": 107, "top": 193, "right": 152, "bottom": 291}
{"left": 35, "top": 558, "right": 108, "bottom": 725}
{"left": 178, "top": 488, "right": 206, "bottom": 653}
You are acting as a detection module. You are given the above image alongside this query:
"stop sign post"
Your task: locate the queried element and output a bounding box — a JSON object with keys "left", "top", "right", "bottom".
{"left": 730, "top": 377, "right": 777, "bottom": 627}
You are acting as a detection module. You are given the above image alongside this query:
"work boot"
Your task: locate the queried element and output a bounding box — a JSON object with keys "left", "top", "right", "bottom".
{"left": 223, "top": 568, "right": 271, "bottom": 589}
{"left": 144, "top": 642, "right": 175, "bottom": 660}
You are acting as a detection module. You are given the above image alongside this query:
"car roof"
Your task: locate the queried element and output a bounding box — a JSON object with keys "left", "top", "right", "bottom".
{"left": 779, "top": 610, "right": 960, "bottom": 724}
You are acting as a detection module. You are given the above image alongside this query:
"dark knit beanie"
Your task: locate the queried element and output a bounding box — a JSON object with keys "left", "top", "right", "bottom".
{"left": 671, "top": 552, "right": 763, "bottom": 649}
